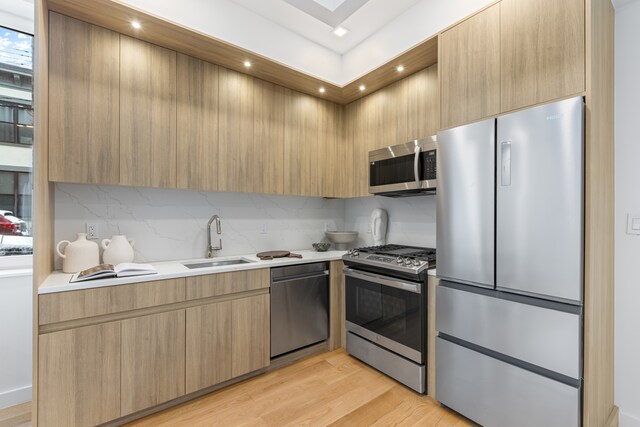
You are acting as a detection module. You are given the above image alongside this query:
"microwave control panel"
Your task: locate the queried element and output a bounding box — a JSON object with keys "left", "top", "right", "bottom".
{"left": 421, "top": 150, "right": 437, "bottom": 180}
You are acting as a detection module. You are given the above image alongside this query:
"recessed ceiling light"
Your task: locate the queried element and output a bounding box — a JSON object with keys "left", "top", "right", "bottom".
{"left": 244, "top": 60, "right": 252, "bottom": 68}
{"left": 319, "top": 87, "right": 326, "bottom": 94}
{"left": 396, "top": 65, "right": 405, "bottom": 72}
{"left": 131, "top": 20, "right": 141, "bottom": 29}
{"left": 359, "top": 85, "right": 366, "bottom": 91}
{"left": 332, "top": 26, "right": 349, "bottom": 37}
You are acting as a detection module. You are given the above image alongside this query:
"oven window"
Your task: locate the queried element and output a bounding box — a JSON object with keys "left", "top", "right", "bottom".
{"left": 345, "top": 274, "right": 423, "bottom": 355}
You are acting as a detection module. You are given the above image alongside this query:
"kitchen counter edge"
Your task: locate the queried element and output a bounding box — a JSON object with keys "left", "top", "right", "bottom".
{"left": 38, "top": 250, "right": 347, "bottom": 294}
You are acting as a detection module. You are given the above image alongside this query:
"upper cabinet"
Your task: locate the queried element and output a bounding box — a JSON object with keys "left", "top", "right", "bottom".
{"left": 346, "top": 65, "right": 440, "bottom": 197}
{"left": 500, "top": 0, "right": 585, "bottom": 112}
{"left": 120, "top": 36, "right": 177, "bottom": 188}
{"left": 218, "top": 68, "right": 285, "bottom": 195}
{"left": 440, "top": 4, "right": 500, "bottom": 129}
{"left": 48, "top": 13, "right": 120, "bottom": 184}
{"left": 284, "top": 90, "right": 323, "bottom": 197}
{"left": 176, "top": 54, "right": 219, "bottom": 191}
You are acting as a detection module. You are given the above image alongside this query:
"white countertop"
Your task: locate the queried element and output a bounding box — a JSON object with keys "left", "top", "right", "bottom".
{"left": 39, "top": 250, "right": 348, "bottom": 294}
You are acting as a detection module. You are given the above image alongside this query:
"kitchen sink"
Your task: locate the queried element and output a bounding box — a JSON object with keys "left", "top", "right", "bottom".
{"left": 183, "top": 259, "right": 254, "bottom": 269}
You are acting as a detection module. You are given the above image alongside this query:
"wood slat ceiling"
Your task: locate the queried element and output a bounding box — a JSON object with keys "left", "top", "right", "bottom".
{"left": 46, "top": 0, "right": 438, "bottom": 105}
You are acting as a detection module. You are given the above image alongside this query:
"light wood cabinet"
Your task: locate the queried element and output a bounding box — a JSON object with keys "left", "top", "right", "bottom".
{"left": 39, "top": 278, "right": 186, "bottom": 325}
{"left": 185, "top": 268, "right": 269, "bottom": 300}
{"left": 38, "top": 322, "right": 121, "bottom": 427}
{"left": 284, "top": 89, "right": 322, "bottom": 197}
{"left": 185, "top": 300, "right": 233, "bottom": 393}
{"left": 231, "top": 294, "right": 270, "bottom": 377}
{"left": 120, "top": 310, "right": 186, "bottom": 415}
{"left": 186, "top": 293, "right": 269, "bottom": 392}
{"left": 440, "top": 4, "right": 500, "bottom": 129}
{"left": 120, "top": 35, "right": 177, "bottom": 188}
{"left": 48, "top": 12, "right": 120, "bottom": 184}
{"left": 501, "top": 0, "right": 585, "bottom": 112}
{"left": 253, "top": 78, "right": 286, "bottom": 195}
{"left": 218, "top": 68, "right": 285, "bottom": 194}
{"left": 176, "top": 54, "right": 219, "bottom": 191}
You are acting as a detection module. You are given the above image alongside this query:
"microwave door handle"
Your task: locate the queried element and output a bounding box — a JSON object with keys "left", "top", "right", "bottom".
{"left": 414, "top": 145, "right": 421, "bottom": 188}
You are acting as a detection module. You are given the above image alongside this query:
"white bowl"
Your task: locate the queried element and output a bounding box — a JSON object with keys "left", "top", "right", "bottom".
{"left": 325, "top": 231, "right": 358, "bottom": 245}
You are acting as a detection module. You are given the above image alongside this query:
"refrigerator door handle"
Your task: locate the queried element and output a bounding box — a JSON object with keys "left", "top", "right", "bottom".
{"left": 501, "top": 141, "right": 511, "bottom": 186}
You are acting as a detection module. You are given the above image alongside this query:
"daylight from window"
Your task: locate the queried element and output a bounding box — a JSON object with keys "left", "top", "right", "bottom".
{"left": 0, "top": 27, "right": 33, "bottom": 256}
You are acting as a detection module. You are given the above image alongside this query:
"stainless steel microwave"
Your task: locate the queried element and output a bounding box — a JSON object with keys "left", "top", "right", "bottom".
{"left": 368, "top": 136, "right": 437, "bottom": 197}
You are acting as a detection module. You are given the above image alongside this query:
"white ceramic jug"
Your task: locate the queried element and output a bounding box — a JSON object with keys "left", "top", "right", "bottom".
{"left": 371, "top": 208, "right": 388, "bottom": 246}
{"left": 56, "top": 233, "right": 100, "bottom": 273}
{"left": 102, "top": 235, "right": 135, "bottom": 265}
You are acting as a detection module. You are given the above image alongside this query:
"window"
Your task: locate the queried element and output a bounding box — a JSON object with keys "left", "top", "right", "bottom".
{"left": 0, "top": 26, "right": 33, "bottom": 259}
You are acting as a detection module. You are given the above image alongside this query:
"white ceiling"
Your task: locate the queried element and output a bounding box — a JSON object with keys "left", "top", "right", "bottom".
{"left": 230, "top": 0, "right": 423, "bottom": 54}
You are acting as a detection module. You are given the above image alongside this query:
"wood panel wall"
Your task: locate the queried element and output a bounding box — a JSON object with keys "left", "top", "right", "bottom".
{"left": 583, "top": 0, "right": 616, "bottom": 425}
{"left": 33, "top": 0, "right": 51, "bottom": 424}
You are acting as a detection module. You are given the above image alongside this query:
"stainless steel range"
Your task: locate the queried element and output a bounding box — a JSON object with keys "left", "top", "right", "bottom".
{"left": 342, "top": 244, "right": 435, "bottom": 393}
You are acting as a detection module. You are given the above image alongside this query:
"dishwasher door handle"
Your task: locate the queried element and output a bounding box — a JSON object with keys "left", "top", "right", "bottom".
{"left": 271, "top": 270, "right": 330, "bottom": 284}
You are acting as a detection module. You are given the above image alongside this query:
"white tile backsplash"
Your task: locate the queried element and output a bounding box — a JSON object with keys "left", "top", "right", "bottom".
{"left": 54, "top": 184, "right": 345, "bottom": 265}
{"left": 54, "top": 184, "right": 437, "bottom": 267}
{"left": 344, "top": 196, "right": 437, "bottom": 248}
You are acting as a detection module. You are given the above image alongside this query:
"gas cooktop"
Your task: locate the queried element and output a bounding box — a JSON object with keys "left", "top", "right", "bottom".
{"left": 342, "top": 244, "right": 436, "bottom": 278}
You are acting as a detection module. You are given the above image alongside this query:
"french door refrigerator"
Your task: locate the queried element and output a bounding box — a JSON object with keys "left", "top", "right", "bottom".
{"left": 435, "top": 96, "right": 584, "bottom": 427}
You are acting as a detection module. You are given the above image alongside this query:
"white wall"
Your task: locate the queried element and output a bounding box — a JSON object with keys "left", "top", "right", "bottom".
{"left": 0, "top": 0, "right": 34, "bottom": 34}
{"left": 344, "top": 196, "right": 436, "bottom": 248}
{"left": 55, "top": 184, "right": 346, "bottom": 264}
{"left": 341, "top": 0, "right": 493, "bottom": 83}
{"left": 615, "top": 2, "right": 640, "bottom": 426}
{"left": 0, "top": 270, "right": 32, "bottom": 409}
{"left": 120, "top": 0, "right": 343, "bottom": 83}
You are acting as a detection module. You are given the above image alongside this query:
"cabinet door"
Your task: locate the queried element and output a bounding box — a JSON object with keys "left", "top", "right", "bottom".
{"left": 440, "top": 4, "right": 500, "bottom": 129}
{"left": 38, "top": 322, "right": 120, "bottom": 427}
{"left": 121, "top": 310, "right": 185, "bottom": 415}
{"left": 48, "top": 12, "right": 120, "bottom": 184}
{"left": 501, "top": 0, "right": 585, "bottom": 112}
{"left": 176, "top": 54, "right": 219, "bottom": 191}
{"left": 231, "top": 294, "right": 270, "bottom": 377}
{"left": 284, "top": 89, "right": 322, "bottom": 197}
{"left": 321, "top": 102, "right": 352, "bottom": 198}
{"left": 185, "top": 301, "right": 233, "bottom": 393}
{"left": 120, "top": 36, "right": 177, "bottom": 188}
{"left": 218, "top": 68, "right": 285, "bottom": 194}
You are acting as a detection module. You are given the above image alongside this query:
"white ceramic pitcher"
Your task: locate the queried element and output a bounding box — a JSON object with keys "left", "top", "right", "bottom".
{"left": 56, "top": 233, "right": 100, "bottom": 273}
{"left": 102, "top": 235, "right": 135, "bottom": 265}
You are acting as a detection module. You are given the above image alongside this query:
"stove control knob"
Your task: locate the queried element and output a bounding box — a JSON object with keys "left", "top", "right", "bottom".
{"left": 353, "top": 250, "right": 359, "bottom": 257}
{"left": 347, "top": 249, "right": 353, "bottom": 255}
{"left": 404, "top": 257, "right": 413, "bottom": 266}
{"left": 396, "top": 257, "right": 404, "bottom": 264}
{"left": 413, "top": 259, "right": 422, "bottom": 266}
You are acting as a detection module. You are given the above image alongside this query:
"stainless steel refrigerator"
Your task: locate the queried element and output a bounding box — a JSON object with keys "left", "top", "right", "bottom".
{"left": 435, "top": 97, "right": 584, "bottom": 427}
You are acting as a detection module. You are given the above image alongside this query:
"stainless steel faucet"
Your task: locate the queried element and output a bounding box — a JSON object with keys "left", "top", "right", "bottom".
{"left": 206, "top": 214, "right": 222, "bottom": 258}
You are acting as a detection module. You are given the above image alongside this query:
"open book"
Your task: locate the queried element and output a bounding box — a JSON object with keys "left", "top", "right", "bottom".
{"left": 70, "top": 263, "right": 158, "bottom": 283}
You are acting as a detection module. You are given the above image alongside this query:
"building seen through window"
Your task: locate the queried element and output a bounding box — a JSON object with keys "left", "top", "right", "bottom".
{"left": 0, "top": 26, "right": 32, "bottom": 256}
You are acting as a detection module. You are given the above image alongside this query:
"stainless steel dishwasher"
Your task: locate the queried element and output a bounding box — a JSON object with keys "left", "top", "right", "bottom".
{"left": 270, "top": 262, "right": 329, "bottom": 358}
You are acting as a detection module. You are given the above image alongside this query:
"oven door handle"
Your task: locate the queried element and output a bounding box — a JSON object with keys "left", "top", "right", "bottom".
{"left": 343, "top": 268, "right": 422, "bottom": 294}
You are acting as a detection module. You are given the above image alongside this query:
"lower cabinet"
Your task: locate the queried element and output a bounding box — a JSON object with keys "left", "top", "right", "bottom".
{"left": 38, "top": 322, "right": 121, "bottom": 427}
{"left": 38, "top": 277, "right": 270, "bottom": 426}
{"left": 186, "top": 294, "right": 270, "bottom": 393}
{"left": 120, "top": 310, "right": 186, "bottom": 416}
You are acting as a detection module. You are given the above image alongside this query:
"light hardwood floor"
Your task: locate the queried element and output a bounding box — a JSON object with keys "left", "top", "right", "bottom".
{"left": 126, "top": 349, "right": 472, "bottom": 427}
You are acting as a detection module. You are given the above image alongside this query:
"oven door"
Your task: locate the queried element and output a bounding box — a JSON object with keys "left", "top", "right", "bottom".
{"left": 344, "top": 268, "right": 425, "bottom": 364}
